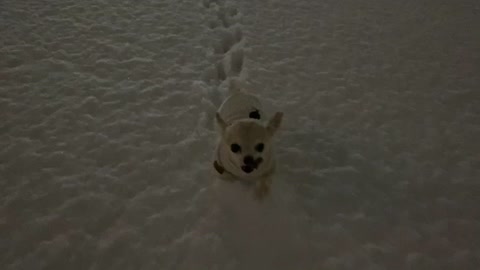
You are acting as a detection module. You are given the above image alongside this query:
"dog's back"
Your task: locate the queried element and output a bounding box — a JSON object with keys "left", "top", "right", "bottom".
{"left": 217, "top": 92, "right": 264, "bottom": 124}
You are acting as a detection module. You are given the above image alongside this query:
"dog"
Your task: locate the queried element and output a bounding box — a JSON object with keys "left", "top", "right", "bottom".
{"left": 213, "top": 89, "right": 283, "bottom": 200}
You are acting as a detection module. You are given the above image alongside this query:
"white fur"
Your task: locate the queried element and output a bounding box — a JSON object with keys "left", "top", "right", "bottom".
{"left": 217, "top": 92, "right": 264, "bottom": 125}
{"left": 213, "top": 89, "right": 283, "bottom": 199}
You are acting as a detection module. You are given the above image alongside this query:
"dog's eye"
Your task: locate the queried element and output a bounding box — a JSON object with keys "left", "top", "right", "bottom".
{"left": 255, "top": 143, "right": 264, "bottom": 152}
{"left": 230, "top": 143, "right": 241, "bottom": 153}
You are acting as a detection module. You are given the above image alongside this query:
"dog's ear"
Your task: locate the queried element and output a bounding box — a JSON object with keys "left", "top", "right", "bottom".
{"left": 267, "top": 112, "right": 283, "bottom": 136}
{"left": 215, "top": 112, "right": 227, "bottom": 132}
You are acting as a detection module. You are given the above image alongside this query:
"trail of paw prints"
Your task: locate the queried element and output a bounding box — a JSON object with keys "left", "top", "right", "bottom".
{"left": 198, "top": 0, "right": 246, "bottom": 131}
{"left": 201, "top": 0, "right": 245, "bottom": 88}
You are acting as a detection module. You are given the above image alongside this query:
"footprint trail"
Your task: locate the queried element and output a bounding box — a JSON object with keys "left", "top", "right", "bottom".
{"left": 197, "top": 0, "right": 247, "bottom": 131}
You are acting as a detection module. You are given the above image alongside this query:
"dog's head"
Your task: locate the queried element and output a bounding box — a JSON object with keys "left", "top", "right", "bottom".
{"left": 216, "top": 112, "right": 283, "bottom": 175}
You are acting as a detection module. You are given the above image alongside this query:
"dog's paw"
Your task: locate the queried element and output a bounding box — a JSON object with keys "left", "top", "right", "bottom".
{"left": 254, "top": 182, "right": 270, "bottom": 201}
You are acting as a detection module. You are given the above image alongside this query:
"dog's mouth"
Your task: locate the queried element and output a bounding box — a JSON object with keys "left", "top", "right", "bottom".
{"left": 241, "top": 158, "right": 263, "bottom": 174}
{"left": 241, "top": 165, "right": 254, "bottom": 173}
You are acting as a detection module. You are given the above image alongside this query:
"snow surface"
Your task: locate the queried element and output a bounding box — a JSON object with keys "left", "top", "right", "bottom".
{"left": 1, "top": 0, "right": 479, "bottom": 269}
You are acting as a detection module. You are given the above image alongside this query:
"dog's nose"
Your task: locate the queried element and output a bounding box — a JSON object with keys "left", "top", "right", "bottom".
{"left": 243, "top": 155, "right": 254, "bottom": 165}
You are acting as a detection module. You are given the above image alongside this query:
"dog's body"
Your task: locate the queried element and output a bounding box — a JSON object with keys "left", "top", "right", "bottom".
{"left": 213, "top": 90, "right": 283, "bottom": 199}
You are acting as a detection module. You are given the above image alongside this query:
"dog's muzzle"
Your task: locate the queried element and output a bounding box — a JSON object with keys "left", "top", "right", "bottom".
{"left": 241, "top": 156, "right": 263, "bottom": 174}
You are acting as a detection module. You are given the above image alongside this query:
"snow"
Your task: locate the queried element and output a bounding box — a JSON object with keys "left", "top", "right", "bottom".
{"left": 1, "top": 0, "right": 479, "bottom": 269}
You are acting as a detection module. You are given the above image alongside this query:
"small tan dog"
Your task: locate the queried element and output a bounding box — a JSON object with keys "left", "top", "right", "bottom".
{"left": 213, "top": 90, "right": 283, "bottom": 200}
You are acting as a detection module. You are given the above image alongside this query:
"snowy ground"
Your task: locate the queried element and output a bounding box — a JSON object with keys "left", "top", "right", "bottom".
{"left": 1, "top": 0, "right": 479, "bottom": 269}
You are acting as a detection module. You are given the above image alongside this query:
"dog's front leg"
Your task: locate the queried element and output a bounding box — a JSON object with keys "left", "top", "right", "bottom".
{"left": 254, "top": 177, "right": 272, "bottom": 200}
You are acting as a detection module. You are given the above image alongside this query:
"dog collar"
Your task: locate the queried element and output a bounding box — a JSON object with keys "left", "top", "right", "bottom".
{"left": 213, "top": 160, "right": 226, "bottom": 175}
